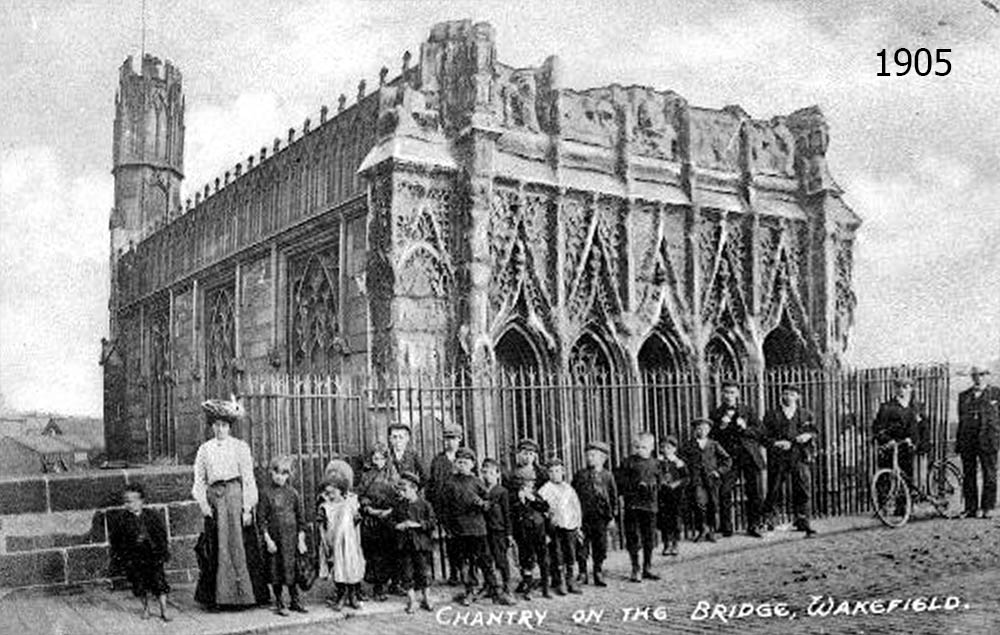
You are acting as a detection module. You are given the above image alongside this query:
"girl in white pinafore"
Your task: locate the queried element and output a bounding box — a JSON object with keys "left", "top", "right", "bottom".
{"left": 317, "top": 477, "right": 366, "bottom": 610}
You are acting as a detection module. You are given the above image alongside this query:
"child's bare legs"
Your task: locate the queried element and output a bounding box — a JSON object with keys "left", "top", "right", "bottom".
{"left": 157, "top": 594, "right": 171, "bottom": 622}
{"left": 405, "top": 588, "right": 415, "bottom": 613}
{"left": 140, "top": 594, "right": 150, "bottom": 619}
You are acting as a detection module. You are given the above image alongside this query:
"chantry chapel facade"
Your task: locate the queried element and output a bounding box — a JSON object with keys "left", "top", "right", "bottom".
{"left": 103, "top": 20, "right": 860, "bottom": 462}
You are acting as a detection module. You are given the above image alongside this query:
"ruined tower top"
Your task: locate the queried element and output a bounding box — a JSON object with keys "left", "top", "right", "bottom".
{"left": 110, "top": 53, "right": 185, "bottom": 255}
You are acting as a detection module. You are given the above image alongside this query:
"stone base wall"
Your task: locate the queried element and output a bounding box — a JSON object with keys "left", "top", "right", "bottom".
{"left": 0, "top": 466, "right": 200, "bottom": 589}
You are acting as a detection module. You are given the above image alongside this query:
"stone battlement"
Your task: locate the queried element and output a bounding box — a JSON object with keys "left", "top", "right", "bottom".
{"left": 119, "top": 53, "right": 182, "bottom": 85}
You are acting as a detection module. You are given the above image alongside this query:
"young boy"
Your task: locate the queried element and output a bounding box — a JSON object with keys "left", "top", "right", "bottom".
{"left": 572, "top": 440, "right": 617, "bottom": 586}
{"left": 393, "top": 471, "right": 435, "bottom": 613}
{"left": 658, "top": 436, "right": 687, "bottom": 556}
{"left": 509, "top": 465, "right": 551, "bottom": 600}
{"left": 259, "top": 455, "right": 308, "bottom": 615}
{"left": 443, "top": 447, "right": 510, "bottom": 606}
{"left": 538, "top": 458, "right": 583, "bottom": 595}
{"left": 682, "top": 419, "right": 732, "bottom": 543}
{"left": 482, "top": 458, "right": 514, "bottom": 603}
{"left": 616, "top": 431, "right": 660, "bottom": 582}
{"left": 115, "top": 484, "right": 171, "bottom": 621}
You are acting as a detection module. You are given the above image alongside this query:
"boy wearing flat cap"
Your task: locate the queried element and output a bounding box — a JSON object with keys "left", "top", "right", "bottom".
{"left": 572, "top": 441, "right": 617, "bottom": 587}
{"left": 442, "top": 448, "right": 509, "bottom": 606}
{"left": 762, "top": 385, "right": 818, "bottom": 536}
{"left": 682, "top": 419, "right": 731, "bottom": 543}
{"left": 428, "top": 421, "right": 463, "bottom": 584}
{"left": 616, "top": 431, "right": 661, "bottom": 582}
{"left": 509, "top": 465, "right": 551, "bottom": 600}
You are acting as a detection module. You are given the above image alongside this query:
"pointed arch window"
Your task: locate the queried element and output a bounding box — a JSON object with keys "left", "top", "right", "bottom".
{"left": 289, "top": 250, "right": 341, "bottom": 374}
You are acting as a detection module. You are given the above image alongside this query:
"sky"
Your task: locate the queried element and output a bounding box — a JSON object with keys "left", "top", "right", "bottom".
{"left": 1, "top": 0, "right": 999, "bottom": 416}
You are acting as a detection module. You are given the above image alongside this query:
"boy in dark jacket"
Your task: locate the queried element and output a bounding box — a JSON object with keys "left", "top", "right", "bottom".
{"left": 443, "top": 447, "right": 511, "bottom": 606}
{"left": 572, "top": 440, "right": 616, "bottom": 587}
{"left": 616, "top": 431, "right": 660, "bottom": 582}
{"left": 113, "top": 484, "right": 171, "bottom": 621}
{"left": 393, "top": 471, "right": 435, "bottom": 613}
{"left": 509, "top": 465, "right": 551, "bottom": 600}
{"left": 657, "top": 436, "right": 687, "bottom": 555}
{"left": 482, "top": 458, "right": 514, "bottom": 603}
{"left": 682, "top": 419, "right": 732, "bottom": 543}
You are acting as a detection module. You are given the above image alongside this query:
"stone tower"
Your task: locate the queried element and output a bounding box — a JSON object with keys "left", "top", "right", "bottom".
{"left": 111, "top": 54, "right": 185, "bottom": 257}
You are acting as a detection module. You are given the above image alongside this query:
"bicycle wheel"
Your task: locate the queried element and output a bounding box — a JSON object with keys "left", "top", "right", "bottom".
{"left": 926, "top": 459, "right": 963, "bottom": 519}
{"left": 872, "top": 469, "right": 910, "bottom": 527}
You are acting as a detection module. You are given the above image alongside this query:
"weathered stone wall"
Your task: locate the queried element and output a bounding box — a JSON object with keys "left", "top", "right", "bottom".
{"left": 240, "top": 254, "right": 274, "bottom": 374}
{"left": 0, "top": 467, "right": 199, "bottom": 589}
{"left": 171, "top": 285, "right": 202, "bottom": 463}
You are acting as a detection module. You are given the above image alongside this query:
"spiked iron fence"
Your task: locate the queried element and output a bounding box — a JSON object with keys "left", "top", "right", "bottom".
{"left": 238, "top": 363, "right": 951, "bottom": 534}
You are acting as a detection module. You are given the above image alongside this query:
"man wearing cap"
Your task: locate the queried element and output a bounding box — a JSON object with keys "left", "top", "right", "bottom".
{"left": 761, "top": 385, "right": 818, "bottom": 537}
{"left": 572, "top": 440, "right": 617, "bottom": 586}
{"left": 388, "top": 422, "right": 427, "bottom": 488}
{"left": 957, "top": 367, "right": 1000, "bottom": 519}
{"left": 192, "top": 398, "right": 268, "bottom": 607}
{"left": 427, "top": 422, "right": 463, "bottom": 585}
{"left": 709, "top": 382, "right": 766, "bottom": 537}
{"left": 873, "top": 377, "right": 928, "bottom": 488}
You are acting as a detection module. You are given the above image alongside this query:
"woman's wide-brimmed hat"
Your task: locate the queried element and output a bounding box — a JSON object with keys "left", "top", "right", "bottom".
{"left": 201, "top": 397, "right": 244, "bottom": 423}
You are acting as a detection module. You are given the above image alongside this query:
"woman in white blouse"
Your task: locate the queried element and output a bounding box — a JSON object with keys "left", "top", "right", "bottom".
{"left": 192, "top": 398, "right": 262, "bottom": 608}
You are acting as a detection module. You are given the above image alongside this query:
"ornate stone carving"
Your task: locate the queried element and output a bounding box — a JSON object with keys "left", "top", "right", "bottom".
{"left": 834, "top": 237, "right": 856, "bottom": 352}
{"left": 560, "top": 90, "right": 618, "bottom": 146}
{"left": 689, "top": 108, "right": 742, "bottom": 172}
{"left": 394, "top": 178, "right": 453, "bottom": 298}
{"left": 749, "top": 118, "right": 795, "bottom": 177}
{"left": 627, "top": 90, "right": 684, "bottom": 160}
{"left": 488, "top": 186, "right": 555, "bottom": 343}
{"left": 500, "top": 69, "right": 541, "bottom": 132}
{"left": 564, "top": 194, "right": 625, "bottom": 328}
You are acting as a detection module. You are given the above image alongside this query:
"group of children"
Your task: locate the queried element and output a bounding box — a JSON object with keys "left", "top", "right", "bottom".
{"left": 112, "top": 424, "right": 735, "bottom": 619}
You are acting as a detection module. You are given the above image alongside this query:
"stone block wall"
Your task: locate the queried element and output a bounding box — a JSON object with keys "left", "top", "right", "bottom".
{"left": 0, "top": 466, "right": 200, "bottom": 589}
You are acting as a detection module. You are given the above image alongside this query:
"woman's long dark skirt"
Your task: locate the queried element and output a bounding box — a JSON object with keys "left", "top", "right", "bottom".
{"left": 194, "top": 480, "right": 269, "bottom": 607}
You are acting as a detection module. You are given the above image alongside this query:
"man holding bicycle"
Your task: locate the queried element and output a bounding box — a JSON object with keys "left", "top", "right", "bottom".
{"left": 873, "top": 377, "right": 928, "bottom": 486}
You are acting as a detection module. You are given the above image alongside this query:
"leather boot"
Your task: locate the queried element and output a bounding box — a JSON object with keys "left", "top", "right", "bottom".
{"left": 593, "top": 565, "right": 607, "bottom": 587}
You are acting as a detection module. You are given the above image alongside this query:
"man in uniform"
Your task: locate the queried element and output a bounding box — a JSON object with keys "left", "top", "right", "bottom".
{"left": 709, "top": 381, "right": 766, "bottom": 537}
{"left": 957, "top": 366, "right": 1000, "bottom": 519}
{"left": 761, "top": 384, "right": 818, "bottom": 537}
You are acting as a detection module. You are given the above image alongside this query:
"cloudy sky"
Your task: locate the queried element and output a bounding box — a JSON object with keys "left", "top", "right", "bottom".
{"left": 2, "top": 0, "right": 999, "bottom": 416}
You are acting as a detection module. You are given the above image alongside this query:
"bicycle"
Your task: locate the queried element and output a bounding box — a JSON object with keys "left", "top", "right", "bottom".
{"left": 871, "top": 439, "right": 963, "bottom": 527}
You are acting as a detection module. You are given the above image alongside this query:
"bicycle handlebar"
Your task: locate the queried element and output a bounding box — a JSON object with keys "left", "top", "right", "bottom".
{"left": 879, "top": 438, "right": 914, "bottom": 448}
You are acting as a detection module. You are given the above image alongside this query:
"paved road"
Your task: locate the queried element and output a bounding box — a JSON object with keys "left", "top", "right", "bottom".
{"left": 276, "top": 516, "right": 1000, "bottom": 635}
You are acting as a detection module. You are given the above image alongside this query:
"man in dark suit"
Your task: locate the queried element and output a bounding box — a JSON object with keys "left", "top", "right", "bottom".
{"left": 957, "top": 366, "right": 1000, "bottom": 519}
{"left": 761, "top": 384, "right": 818, "bottom": 537}
{"left": 873, "top": 377, "right": 927, "bottom": 485}
{"left": 710, "top": 381, "right": 766, "bottom": 537}
{"left": 682, "top": 418, "right": 732, "bottom": 543}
